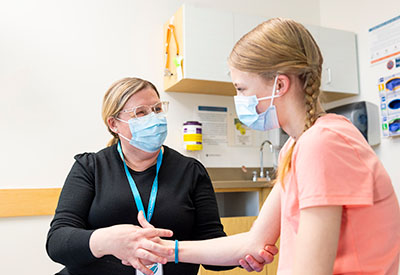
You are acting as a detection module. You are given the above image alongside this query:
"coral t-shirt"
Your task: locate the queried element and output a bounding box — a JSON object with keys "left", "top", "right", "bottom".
{"left": 277, "top": 114, "right": 400, "bottom": 275}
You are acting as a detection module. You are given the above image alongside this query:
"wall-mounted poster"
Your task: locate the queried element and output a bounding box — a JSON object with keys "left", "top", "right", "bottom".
{"left": 370, "top": 15, "right": 400, "bottom": 137}
{"left": 378, "top": 73, "right": 400, "bottom": 137}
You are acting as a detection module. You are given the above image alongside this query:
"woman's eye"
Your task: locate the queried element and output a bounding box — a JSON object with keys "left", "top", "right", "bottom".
{"left": 136, "top": 111, "right": 146, "bottom": 117}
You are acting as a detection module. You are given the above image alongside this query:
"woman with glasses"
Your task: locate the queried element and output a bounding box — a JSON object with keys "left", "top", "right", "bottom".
{"left": 46, "top": 77, "right": 275, "bottom": 275}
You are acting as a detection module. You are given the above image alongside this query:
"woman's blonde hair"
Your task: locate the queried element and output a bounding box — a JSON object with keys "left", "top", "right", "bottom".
{"left": 228, "top": 18, "right": 323, "bottom": 187}
{"left": 102, "top": 77, "right": 160, "bottom": 147}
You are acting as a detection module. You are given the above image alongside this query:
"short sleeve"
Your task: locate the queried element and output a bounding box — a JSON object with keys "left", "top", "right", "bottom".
{"left": 293, "top": 127, "right": 374, "bottom": 209}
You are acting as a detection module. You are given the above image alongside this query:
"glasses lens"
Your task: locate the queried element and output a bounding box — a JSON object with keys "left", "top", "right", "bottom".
{"left": 134, "top": 105, "right": 152, "bottom": 117}
{"left": 152, "top": 101, "right": 169, "bottom": 114}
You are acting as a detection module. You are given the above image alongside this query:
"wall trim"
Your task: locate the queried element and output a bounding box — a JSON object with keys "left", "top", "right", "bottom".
{"left": 0, "top": 188, "right": 61, "bottom": 218}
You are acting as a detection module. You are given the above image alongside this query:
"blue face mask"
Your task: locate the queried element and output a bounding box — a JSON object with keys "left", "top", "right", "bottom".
{"left": 117, "top": 112, "right": 168, "bottom": 153}
{"left": 234, "top": 75, "right": 281, "bottom": 131}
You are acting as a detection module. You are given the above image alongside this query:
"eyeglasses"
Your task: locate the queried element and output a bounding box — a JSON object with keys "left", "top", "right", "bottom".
{"left": 119, "top": 101, "right": 169, "bottom": 118}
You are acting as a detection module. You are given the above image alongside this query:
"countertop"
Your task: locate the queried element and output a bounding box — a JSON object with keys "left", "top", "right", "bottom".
{"left": 212, "top": 180, "right": 274, "bottom": 189}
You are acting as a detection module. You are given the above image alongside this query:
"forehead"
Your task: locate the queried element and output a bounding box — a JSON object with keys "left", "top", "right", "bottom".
{"left": 229, "top": 67, "right": 265, "bottom": 87}
{"left": 123, "top": 87, "right": 159, "bottom": 108}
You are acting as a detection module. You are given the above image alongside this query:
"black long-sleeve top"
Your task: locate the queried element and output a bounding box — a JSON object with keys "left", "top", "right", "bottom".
{"left": 46, "top": 144, "right": 233, "bottom": 275}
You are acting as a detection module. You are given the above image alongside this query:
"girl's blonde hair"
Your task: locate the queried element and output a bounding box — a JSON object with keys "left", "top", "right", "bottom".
{"left": 228, "top": 18, "right": 323, "bottom": 187}
{"left": 102, "top": 77, "right": 159, "bottom": 147}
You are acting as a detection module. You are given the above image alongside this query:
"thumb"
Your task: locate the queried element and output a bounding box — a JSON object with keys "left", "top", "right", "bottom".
{"left": 138, "top": 211, "right": 155, "bottom": 228}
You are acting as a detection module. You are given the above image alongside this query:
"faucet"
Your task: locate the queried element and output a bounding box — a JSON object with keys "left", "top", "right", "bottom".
{"left": 260, "top": 139, "right": 274, "bottom": 180}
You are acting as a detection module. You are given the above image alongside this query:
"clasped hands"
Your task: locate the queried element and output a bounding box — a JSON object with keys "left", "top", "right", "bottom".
{"left": 132, "top": 211, "right": 277, "bottom": 274}
{"left": 90, "top": 211, "right": 278, "bottom": 275}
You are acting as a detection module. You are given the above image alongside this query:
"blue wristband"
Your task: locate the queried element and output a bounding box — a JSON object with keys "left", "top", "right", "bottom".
{"left": 174, "top": 239, "right": 179, "bottom": 264}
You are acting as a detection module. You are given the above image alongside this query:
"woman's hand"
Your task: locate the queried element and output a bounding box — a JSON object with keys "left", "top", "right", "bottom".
{"left": 89, "top": 212, "right": 174, "bottom": 275}
{"left": 239, "top": 245, "right": 279, "bottom": 272}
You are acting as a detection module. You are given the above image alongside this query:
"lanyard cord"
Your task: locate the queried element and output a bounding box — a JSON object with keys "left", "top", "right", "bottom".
{"left": 117, "top": 142, "right": 163, "bottom": 222}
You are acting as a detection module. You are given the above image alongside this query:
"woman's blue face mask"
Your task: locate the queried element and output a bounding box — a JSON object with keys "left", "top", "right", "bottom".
{"left": 234, "top": 75, "right": 281, "bottom": 131}
{"left": 117, "top": 112, "right": 168, "bottom": 152}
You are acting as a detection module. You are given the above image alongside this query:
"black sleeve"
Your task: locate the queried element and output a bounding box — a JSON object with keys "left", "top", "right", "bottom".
{"left": 191, "top": 161, "right": 237, "bottom": 271}
{"left": 46, "top": 153, "right": 97, "bottom": 268}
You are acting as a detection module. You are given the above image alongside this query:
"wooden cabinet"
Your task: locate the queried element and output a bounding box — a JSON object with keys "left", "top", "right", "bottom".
{"left": 164, "top": 4, "right": 359, "bottom": 102}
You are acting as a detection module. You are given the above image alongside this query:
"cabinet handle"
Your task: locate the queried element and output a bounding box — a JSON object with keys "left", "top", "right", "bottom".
{"left": 326, "top": 67, "right": 332, "bottom": 85}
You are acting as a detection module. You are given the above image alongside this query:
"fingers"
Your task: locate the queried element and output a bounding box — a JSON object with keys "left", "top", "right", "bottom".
{"left": 264, "top": 245, "right": 279, "bottom": 255}
{"left": 141, "top": 239, "right": 174, "bottom": 257}
{"left": 141, "top": 227, "right": 173, "bottom": 239}
{"left": 136, "top": 248, "right": 168, "bottom": 265}
{"left": 138, "top": 211, "right": 155, "bottom": 229}
{"left": 131, "top": 258, "right": 154, "bottom": 275}
{"left": 244, "top": 255, "right": 265, "bottom": 272}
{"left": 239, "top": 258, "right": 254, "bottom": 272}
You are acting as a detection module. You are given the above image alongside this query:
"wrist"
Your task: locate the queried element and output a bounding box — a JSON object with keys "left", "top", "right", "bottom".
{"left": 162, "top": 239, "right": 176, "bottom": 262}
{"left": 89, "top": 227, "right": 109, "bottom": 258}
{"left": 175, "top": 240, "right": 179, "bottom": 264}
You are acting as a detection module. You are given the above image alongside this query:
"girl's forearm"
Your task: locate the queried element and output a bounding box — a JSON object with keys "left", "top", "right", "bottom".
{"left": 164, "top": 231, "right": 265, "bottom": 266}
{"left": 163, "top": 184, "right": 282, "bottom": 266}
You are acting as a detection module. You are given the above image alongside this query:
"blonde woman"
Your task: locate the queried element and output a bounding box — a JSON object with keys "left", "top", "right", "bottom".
{"left": 46, "top": 77, "right": 274, "bottom": 275}
{"left": 142, "top": 18, "right": 400, "bottom": 275}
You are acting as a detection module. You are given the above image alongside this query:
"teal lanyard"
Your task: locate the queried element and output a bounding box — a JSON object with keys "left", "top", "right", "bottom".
{"left": 117, "top": 142, "right": 163, "bottom": 222}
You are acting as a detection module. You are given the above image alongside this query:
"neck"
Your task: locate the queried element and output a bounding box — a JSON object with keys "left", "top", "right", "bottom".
{"left": 120, "top": 141, "right": 161, "bottom": 172}
{"left": 280, "top": 99, "right": 325, "bottom": 141}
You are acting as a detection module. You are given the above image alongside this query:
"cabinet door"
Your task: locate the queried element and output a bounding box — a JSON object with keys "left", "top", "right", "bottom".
{"left": 233, "top": 14, "right": 267, "bottom": 43}
{"left": 305, "top": 25, "right": 359, "bottom": 96}
{"left": 184, "top": 5, "right": 234, "bottom": 82}
{"left": 318, "top": 27, "right": 359, "bottom": 95}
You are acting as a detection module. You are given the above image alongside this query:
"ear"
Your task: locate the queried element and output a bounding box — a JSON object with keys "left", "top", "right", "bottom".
{"left": 275, "top": 74, "right": 291, "bottom": 96}
{"left": 107, "top": 117, "right": 118, "bottom": 133}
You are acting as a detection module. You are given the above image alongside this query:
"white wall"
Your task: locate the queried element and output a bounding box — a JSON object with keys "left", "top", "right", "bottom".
{"left": 0, "top": 0, "right": 320, "bottom": 274}
{"left": 319, "top": 0, "right": 400, "bottom": 200}
{"left": 0, "top": 0, "right": 320, "bottom": 190}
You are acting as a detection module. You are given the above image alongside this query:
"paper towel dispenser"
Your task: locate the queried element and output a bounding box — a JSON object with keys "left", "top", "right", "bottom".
{"left": 326, "top": 101, "right": 380, "bottom": 146}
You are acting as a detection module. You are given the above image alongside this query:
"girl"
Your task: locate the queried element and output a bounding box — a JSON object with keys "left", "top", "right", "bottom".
{"left": 140, "top": 18, "right": 400, "bottom": 275}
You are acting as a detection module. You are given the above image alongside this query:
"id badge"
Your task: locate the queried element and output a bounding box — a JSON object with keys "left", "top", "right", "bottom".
{"left": 136, "top": 263, "right": 163, "bottom": 275}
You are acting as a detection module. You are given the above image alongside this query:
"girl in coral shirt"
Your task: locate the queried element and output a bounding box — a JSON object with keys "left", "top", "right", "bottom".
{"left": 139, "top": 17, "right": 400, "bottom": 275}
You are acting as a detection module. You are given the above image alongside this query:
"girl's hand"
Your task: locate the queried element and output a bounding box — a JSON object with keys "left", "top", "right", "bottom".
{"left": 239, "top": 245, "right": 279, "bottom": 272}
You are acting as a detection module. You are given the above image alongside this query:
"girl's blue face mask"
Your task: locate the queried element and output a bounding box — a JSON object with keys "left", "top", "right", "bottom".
{"left": 117, "top": 112, "right": 168, "bottom": 152}
{"left": 234, "top": 75, "right": 281, "bottom": 131}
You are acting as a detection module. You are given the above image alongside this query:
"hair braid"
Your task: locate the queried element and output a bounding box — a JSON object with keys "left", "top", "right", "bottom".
{"left": 303, "top": 71, "right": 321, "bottom": 131}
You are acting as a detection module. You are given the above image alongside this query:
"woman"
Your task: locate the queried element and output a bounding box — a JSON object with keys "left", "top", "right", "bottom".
{"left": 46, "top": 77, "right": 274, "bottom": 275}
{"left": 143, "top": 18, "right": 400, "bottom": 275}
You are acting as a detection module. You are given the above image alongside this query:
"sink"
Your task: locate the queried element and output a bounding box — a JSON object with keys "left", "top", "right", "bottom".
{"left": 206, "top": 168, "right": 275, "bottom": 217}
{"left": 206, "top": 167, "right": 275, "bottom": 189}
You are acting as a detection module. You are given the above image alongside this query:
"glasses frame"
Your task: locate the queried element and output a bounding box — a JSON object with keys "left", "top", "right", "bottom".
{"left": 118, "top": 101, "right": 169, "bottom": 119}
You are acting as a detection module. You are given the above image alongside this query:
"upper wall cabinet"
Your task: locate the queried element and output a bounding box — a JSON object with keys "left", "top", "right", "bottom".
{"left": 306, "top": 25, "right": 359, "bottom": 101}
{"left": 233, "top": 13, "right": 266, "bottom": 43}
{"left": 163, "top": 4, "right": 359, "bottom": 101}
{"left": 163, "top": 5, "right": 235, "bottom": 96}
